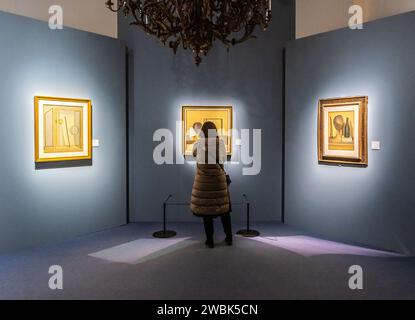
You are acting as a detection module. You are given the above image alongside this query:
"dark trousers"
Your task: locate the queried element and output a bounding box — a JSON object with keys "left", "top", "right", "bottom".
{"left": 203, "top": 213, "right": 232, "bottom": 242}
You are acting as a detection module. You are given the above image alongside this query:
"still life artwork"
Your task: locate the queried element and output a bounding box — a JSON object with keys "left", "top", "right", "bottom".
{"left": 318, "top": 96, "right": 368, "bottom": 166}
{"left": 35, "top": 96, "right": 92, "bottom": 162}
{"left": 182, "top": 106, "right": 233, "bottom": 156}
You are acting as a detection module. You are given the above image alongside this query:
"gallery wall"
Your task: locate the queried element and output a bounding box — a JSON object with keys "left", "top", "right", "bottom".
{"left": 0, "top": 12, "right": 127, "bottom": 252}
{"left": 285, "top": 11, "right": 415, "bottom": 254}
{"left": 118, "top": 1, "right": 295, "bottom": 222}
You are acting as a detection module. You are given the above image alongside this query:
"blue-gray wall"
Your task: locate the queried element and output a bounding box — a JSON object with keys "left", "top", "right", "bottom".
{"left": 0, "top": 12, "right": 127, "bottom": 252}
{"left": 118, "top": 1, "right": 295, "bottom": 222}
{"left": 285, "top": 12, "right": 415, "bottom": 254}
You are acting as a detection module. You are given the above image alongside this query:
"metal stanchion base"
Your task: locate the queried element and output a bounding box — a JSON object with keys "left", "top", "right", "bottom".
{"left": 236, "top": 229, "right": 260, "bottom": 238}
{"left": 153, "top": 230, "right": 177, "bottom": 238}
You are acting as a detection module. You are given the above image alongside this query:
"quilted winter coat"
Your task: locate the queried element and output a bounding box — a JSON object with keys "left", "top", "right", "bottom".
{"left": 190, "top": 138, "right": 230, "bottom": 216}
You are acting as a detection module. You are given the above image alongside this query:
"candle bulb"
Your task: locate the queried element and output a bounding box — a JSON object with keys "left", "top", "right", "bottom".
{"left": 269, "top": 0, "right": 271, "bottom": 11}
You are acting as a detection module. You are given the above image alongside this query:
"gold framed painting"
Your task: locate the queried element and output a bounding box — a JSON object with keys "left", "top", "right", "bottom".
{"left": 34, "top": 96, "right": 92, "bottom": 163}
{"left": 318, "top": 96, "right": 368, "bottom": 166}
{"left": 182, "top": 106, "right": 233, "bottom": 156}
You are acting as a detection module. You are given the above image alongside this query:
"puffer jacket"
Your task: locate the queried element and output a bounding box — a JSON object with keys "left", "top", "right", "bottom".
{"left": 190, "top": 164, "right": 230, "bottom": 216}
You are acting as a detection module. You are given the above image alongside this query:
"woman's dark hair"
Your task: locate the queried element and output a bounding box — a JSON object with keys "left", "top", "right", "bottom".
{"left": 201, "top": 121, "right": 218, "bottom": 139}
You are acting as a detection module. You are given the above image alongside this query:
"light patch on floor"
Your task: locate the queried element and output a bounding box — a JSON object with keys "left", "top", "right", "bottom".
{"left": 89, "top": 237, "right": 196, "bottom": 264}
{"left": 247, "top": 236, "right": 404, "bottom": 258}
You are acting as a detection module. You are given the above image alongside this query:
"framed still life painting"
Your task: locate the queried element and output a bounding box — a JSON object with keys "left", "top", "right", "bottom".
{"left": 182, "top": 106, "right": 233, "bottom": 156}
{"left": 318, "top": 96, "right": 368, "bottom": 166}
{"left": 34, "top": 96, "right": 92, "bottom": 163}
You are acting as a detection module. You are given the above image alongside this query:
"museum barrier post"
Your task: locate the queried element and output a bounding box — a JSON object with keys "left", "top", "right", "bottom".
{"left": 236, "top": 194, "right": 260, "bottom": 237}
{"left": 153, "top": 194, "right": 178, "bottom": 238}
{"left": 153, "top": 194, "right": 260, "bottom": 239}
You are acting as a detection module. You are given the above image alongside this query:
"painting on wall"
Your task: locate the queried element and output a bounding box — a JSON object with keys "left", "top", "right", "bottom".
{"left": 35, "top": 96, "right": 92, "bottom": 163}
{"left": 318, "top": 96, "right": 368, "bottom": 166}
{"left": 182, "top": 106, "right": 233, "bottom": 156}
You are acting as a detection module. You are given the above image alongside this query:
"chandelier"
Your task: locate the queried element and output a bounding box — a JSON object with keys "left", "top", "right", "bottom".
{"left": 106, "top": 0, "right": 272, "bottom": 65}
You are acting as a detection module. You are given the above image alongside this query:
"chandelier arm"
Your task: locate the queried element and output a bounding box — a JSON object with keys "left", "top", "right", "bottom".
{"left": 129, "top": 10, "right": 158, "bottom": 37}
{"left": 147, "top": 2, "right": 181, "bottom": 41}
{"left": 112, "top": 0, "right": 272, "bottom": 65}
{"left": 105, "top": 0, "right": 125, "bottom": 12}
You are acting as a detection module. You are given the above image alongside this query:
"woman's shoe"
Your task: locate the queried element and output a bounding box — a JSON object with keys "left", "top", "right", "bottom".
{"left": 225, "top": 236, "right": 233, "bottom": 246}
{"left": 205, "top": 240, "right": 214, "bottom": 249}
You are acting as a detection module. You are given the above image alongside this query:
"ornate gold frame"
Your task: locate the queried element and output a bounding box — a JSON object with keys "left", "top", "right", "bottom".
{"left": 182, "top": 106, "right": 233, "bottom": 156}
{"left": 34, "top": 96, "right": 92, "bottom": 163}
{"left": 318, "top": 96, "right": 368, "bottom": 166}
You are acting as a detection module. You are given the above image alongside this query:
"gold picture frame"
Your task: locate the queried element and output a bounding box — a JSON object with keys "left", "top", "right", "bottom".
{"left": 182, "top": 106, "right": 233, "bottom": 156}
{"left": 318, "top": 96, "right": 368, "bottom": 166}
{"left": 35, "top": 96, "right": 92, "bottom": 163}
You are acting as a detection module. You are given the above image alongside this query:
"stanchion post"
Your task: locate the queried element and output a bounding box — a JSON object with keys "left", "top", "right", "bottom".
{"left": 247, "top": 201, "right": 250, "bottom": 232}
{"left": 153, "top": 194, "right": 177, "bottom": 238}
{"left": 163, "top": 201, "right": 167, "bottom": 233}
{"left": 237, "top": 194, "right": 260, "bottom": 238}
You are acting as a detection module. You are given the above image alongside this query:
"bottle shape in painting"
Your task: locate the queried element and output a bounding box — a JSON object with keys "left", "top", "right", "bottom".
{"left": 344, "top": 118, "right": 351, "bottom": 138}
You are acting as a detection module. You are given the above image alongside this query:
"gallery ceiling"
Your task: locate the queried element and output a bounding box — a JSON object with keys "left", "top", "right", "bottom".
{"left": 0, "top": 0, "right": 117, "bottom": 38}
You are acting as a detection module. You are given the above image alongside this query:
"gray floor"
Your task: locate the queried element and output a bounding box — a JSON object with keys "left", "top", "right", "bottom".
{"left": 0, "top": 222, "right": 414, "bottom": 300}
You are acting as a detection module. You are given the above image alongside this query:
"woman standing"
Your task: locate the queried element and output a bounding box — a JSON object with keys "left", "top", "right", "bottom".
{"left": 190, "top": 122, "right": 233, "bottom": 249}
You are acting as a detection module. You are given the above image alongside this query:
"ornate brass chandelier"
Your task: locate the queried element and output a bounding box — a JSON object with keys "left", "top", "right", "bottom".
{"left": 106, "top": 0, "right": 272, "bottom": 65}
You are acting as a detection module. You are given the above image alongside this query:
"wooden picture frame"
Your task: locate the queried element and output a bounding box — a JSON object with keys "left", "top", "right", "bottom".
{"left": 182, "top": 106, "right": 233, "bottom": 156}
{"left": 35, "top": 96, "right": 92, "bottom": 163}
{"left": 318, "top": 96, "right": 368, "bottom": 166}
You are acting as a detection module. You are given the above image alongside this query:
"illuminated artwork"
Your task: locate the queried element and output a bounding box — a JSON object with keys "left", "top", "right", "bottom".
{"left": 182, "top": 106, "right": 233, "bottom": 156}
{"left": 35, "top": 96, "right": 92, "bottom": 162}
{"left": 318, "top": 96, "right": 368, "bottom": 166}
